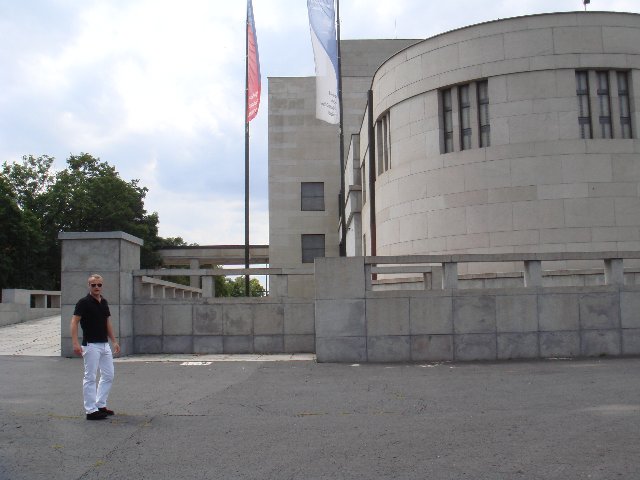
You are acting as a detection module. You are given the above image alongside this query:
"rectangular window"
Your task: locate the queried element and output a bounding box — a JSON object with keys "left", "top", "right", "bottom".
{"left": 618, "top": 71, "right": 632, "bottom": 139}
{"left": 477, "top": 80, "right": 490, "bottom": 147}
{"left": 443, "top": 88, "right": 453, "bottom": 153}
{"left": 576, "top": 71, "right": 592, "bottom": 139}
{"left": 301, "top": 234, "right": 325, "bottom": 263}
{"left": 376, "top": 120, "right": 383, "bottom": 175}
{"left": 301, "top": 182, "right": 325, "bottom": 211}
{"left": 361, "top": 161, "right": 366, "bottom": 204}
{"left": 376, "top": 113, "right": 390, "bottom": 175}
{"left": 383, "top": 114, "right": 390, "bottom": 171}
{"left": 596, "top": 71, "right": 612, "bottom": 138}
{"left": 459, "top": 84, "right": 472, "bottom": 150}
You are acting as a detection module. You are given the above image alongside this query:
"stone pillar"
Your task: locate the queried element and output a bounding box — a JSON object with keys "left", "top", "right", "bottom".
{"left": 442, "top": 262, "right": 459, "bottom": 289}
{"left": 314, "top": 256, "right": 366, "bottom": 362}
{"left": 189, "top": 259, "right": 200, "bottom": 288}
{"left": 604, "top": 258, "right": 624, "bottom": 286}
{"left": 524, "top": 260, "right": 542, "bottom": 287}
{"left": 59, "top": 231, "right": 142, "bottom": 357}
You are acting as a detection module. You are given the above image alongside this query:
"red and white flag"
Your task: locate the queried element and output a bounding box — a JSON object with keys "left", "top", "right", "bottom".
{"left": 246, "top": 0, "right": 261, "bottom": 122}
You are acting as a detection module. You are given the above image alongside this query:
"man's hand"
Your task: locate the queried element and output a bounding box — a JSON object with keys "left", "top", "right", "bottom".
{"left": 73, "top": 344, "right": 82, "bottom": 356}
{"left": 112, "top": 342, "right": 121, "bottom": 355}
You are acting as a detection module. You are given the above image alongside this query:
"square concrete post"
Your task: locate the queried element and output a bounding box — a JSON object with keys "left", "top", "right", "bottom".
{"left": 58, "top": 231, "right": 142, "bottom": 357}
{"left": 442, "top": 262, "right": 458, "bottom": 289}
{"left": 430, "top": 266, "right": 443, "bottom": 290}
{"left": 202, "top": 276, "right": 214, "bottom": 298}
{"left": 189, "top": 259, "right": 200, "bottom": 288}
{"left": 269, "top": 274, "right": 287, "bottom": 298}
{"left": 604, "top": 258, "right": 624, "bottom": 286}
{"left": 315, "top": 257, "right": 367, "bottom": 362}
{"left": 524, "top": 260, "right": 542, "bottom": 287}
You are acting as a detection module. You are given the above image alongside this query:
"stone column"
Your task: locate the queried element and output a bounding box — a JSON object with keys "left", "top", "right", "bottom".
{"left": 189, "top": 259, "right": 200, "bottom": 288}
{"left": 314, "top": 256, "right": 366, "bottom": 362}
{"left": 59, "top": 231, "right": 142, "bottom": 357}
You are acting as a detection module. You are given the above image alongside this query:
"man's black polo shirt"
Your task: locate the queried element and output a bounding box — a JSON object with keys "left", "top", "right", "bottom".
{"left": 73, "top": 294, "right": 111, "bottom": 346}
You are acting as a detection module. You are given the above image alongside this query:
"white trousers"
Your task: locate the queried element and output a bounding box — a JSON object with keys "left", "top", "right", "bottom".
{"left": 81, "top": 343, "right": 114, "bottom": 414}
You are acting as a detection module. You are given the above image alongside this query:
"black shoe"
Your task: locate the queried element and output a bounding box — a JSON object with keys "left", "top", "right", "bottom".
{"left": 98, "top": 407, "right": 114, "bottom": 416}
{"left": 86, "top": 410, "right": 108, "bottom": 420}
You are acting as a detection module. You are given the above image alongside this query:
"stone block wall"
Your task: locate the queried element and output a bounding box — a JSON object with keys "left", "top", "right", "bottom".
{"left": 132, "top": 298, "right": 315, "bottom": 355}
{"left": 314, "top": 257, "right": 640, "bottom": 362}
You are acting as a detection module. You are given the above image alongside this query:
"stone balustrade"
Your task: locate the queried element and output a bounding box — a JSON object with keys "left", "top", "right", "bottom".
{"left": 315, "top": 253, "right": 640, "bottom": 363}
{"left": 0, "top": 289, "right": 61, "bottom": 327}
{"left": 58, "top": 232, "right": 640, "bottom": 362}
{"left": 365, "top": 252, "right": 640, "bottom": 290}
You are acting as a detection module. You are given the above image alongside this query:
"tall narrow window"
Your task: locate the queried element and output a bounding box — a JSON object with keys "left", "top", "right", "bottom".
{"left": 376, "top": 113, "right": 390, "bottom": 175}
{"left": 477, "top": 80, "right": 490, "bottom": 147}
{"left": 576, "top": 71, "right": 592, "bottom": 139}
{"left": 301, "top": 234, "right": 325, "bottom": 263}
{"left": 301, "top": 182, "right": 325, "bottom": 211}
{"left": 596, "top": 71, "right": 612, "bottom": 138}
{"left": 459, "top": 84, "right": 472, "bottom": 150}
{"left": 442, "top": 89, "right": 453, "bottom": 153}
{"left": 383, "top": 114, "right": 390, "bottom": 171}
{"left": 361, "top": 161, "right": 366, "bottom": 204}
{"left": 618, "top": 71, "right": 632, "bottom": 139}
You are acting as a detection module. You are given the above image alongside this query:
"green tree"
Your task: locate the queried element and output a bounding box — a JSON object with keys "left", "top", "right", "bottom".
{"left": 0, "top": 174, "right": 46, "bottom": 289}
{"left": 1, "top": 155, "right": 55, "bottom": 213}
{"left": 219, "top": 276, "right": 266, "bottom": 297}
{"left": 2, "top": 153, "right": 166, "bottom": 289}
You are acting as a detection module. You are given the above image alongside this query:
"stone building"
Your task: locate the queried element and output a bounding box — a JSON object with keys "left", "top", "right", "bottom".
{"left": 268, "top": 11, "right": 640, "bottom": 272}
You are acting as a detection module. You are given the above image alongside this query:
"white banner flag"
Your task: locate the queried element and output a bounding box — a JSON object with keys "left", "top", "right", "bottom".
{"left": 307, "top": 0, "right": 339, "bottom": 124}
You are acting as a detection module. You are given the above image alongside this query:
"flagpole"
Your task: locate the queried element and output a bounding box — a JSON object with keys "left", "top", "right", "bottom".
{"left": 244, "top": 4, "right": 251, "bottom": 296}
{"left": 336, "top": 0, "right": 347, "bottom": 256}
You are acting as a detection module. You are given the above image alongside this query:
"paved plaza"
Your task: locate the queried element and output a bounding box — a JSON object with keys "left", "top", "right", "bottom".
{"left": 1, "top": 317, "right": 640, "bottom": 479}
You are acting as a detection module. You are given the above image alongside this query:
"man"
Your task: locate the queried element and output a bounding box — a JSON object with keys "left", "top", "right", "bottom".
{"left": 70, "top": 274, "right": 120, "bottom": 420}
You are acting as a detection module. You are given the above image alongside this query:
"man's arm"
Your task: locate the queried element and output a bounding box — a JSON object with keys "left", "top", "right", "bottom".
{"left": 70, "top": 315, "right": 82, "bottom": 356}
{"left": 106, "top": 317, "right": 121, "bottom": 355}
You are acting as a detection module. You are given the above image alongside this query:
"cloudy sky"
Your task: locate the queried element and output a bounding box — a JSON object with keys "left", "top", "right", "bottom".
{"left": 2, "top": 0, "right": 639, "bottom": 246}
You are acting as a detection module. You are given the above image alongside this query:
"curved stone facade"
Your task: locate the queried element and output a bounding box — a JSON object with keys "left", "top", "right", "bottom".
{"left": 365, "top": 12, "right": 640, "bottom": 268}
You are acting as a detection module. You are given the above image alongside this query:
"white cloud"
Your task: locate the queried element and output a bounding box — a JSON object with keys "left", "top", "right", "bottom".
{"left": 2, "top": 0, "right": 640, "bottom": 247}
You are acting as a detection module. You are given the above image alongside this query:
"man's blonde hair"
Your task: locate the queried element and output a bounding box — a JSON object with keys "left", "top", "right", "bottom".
{"left": 88, "top": 274, "right": 103, "bottom": 283}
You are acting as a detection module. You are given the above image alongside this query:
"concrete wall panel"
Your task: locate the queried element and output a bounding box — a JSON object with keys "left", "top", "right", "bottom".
{"left": 316, "top": 337, "right": 367, "bottom": 363}
{"left": 284, "top": 303, "right": 315, "bottom": 335}
{"left": 315, "top": 300, "right": 365, "bottom": 337}
{"left": 223, "top": 305, "right": 254, "bottom": 335}
{"left": 367, "top": 336, "right": 411, "bottom": 362}
{"left": 193, "top": 305, "right": 223, "bottom": 335}
{"left": 580, "top": 330, "right": 621, "bottom": 356}
{"left": 163, "top": 305, "right": 193, "bottom": 335}
{"left": 133, "top": 305, "right": 162, "bottom": 336}
{"left": 162, "top": 335, "right": 193, "bottom": 354}
{"left": 193, "top": 336, "right": 223, "bottom": 354}
{"left": 579, "top": 293, "right": 621, "bottom": 330}
{"left": 621, "top": 291, "right": 640, "bottom": 328}
{"left": 366, "top": 298, "right": 410, "bottom": 335}
{"left": 539, "top": 331, "right": 580, "bottom": 357}
{"left": 496, "top": 294, "right": 538, "bottom": 332}
{"left": 497, "top": 332, "right": 539, "bottom": 359}
{"left": 453, "top": 295, "right": 496, "bottom": 334}
{"left": 454, "top": 334, "right": 497, "bottom": 361}
{"left": 411, "top": 335, "right": 454, "bottom": 361}
{"left": 622, "top": 329, "right": 640, "bottom": 355}
{"left": 254, "top": 304, "right": 284, "bottom": 335}
{"left": 539, "top": 294, "right": 579, "bottom": 331}
{"left": 410, "top": 297, "right": 453, "bottom": 334}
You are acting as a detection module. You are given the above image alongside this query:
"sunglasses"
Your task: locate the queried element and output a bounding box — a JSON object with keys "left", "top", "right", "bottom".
{"left": 90, "top": 283, "right": 103, "bottom": 287}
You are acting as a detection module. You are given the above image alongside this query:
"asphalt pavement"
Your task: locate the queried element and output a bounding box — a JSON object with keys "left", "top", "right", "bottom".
{"left": 1, "top": 317, "right": 640, "bottom": 479}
